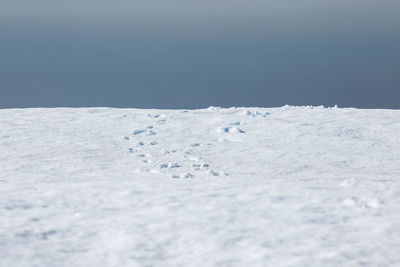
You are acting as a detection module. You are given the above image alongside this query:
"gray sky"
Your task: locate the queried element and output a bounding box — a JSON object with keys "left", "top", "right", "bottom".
{"left": 1, "top": 0, "right": 400, "bottom": 108}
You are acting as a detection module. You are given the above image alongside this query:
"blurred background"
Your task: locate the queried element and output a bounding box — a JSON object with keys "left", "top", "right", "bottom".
{"left": 1, "top": 0, "right": 400, "bottom": 108}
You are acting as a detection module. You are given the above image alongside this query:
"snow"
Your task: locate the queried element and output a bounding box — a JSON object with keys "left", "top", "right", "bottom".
{"left": 1, "top": 106, "right": 400, "bottom": 266}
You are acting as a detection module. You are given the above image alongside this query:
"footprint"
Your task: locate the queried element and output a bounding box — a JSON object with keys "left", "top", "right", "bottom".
{"left": 160, "top": 162, "right": 181, "bottom": 169}
{"left": 157, "top": 119, "right": 167, "bottom": 124}
{"left": 191, "top": 143, "right": 200, "bottom": 147}
{"left": 207, "top": 170, "right": 228, "bottom": 176}
{"left": 136, "top": 141, "right": 145, "bottom": 147}
{"left": 137, "top": 154, "right": 146, "bottom": 158}
{"left": 133, "top": 129, "right": 156, "bottom": 136}
{"left": 220, "top": 127, "right": 230, "bottom": 133}
{"left": 217, "top": 127, "right": 245, "bottom": 134}
{"left": 192, "top": 163, "right": 209, "bottom": 167}
{"left": 128, "top": 148, "right": 134, "bottom": 153}
{"left": 192, "top": 163, "right": 209, "bottom": 170}
{"left": 146, "top": 113, "right": 160, "bottom": 118}
{"left": 147, "top": 125, "right": 153, "bottom": 129}
{"left": 208, "top": 170, "right": 219, "bottom": 176}
{"left": 230, "top": 127, "right": 245, "bottom": 133}
{"left": 133, "top": 130, "right": 146, "bottom": 135}
{"left": 243, "top": 110, "right": 270, "bottom": 117}
{"left": 146, "top": 130, "right": 157, "bottom": 136}
{"left": 160, "top": 149, "right": 170, "bottom": 155}
{"left": 124, "top": 136, "right": 130, "bottom": 140}
{"left": 172, "top": 172, "right": 193, "bottom": 179}
{"left": 229, "top": 121, "right": 241, "bottom": 126}
{"left": 182, "top": 172, "right": 193, "bottom": 178}
{"left": 192, "top": 163, "right": 201, "bottom": 169}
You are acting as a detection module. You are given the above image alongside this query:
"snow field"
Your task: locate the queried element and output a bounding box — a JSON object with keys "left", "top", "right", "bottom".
{"left": 1, "top": 106, "right": 400, "bottom": 266}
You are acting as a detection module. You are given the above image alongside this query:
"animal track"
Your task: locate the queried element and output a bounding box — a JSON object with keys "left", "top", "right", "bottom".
{"left": 243, "top": 110, "right": 270, "bottom": 118}
{"left": 137, "top": 141, "right": 145, "bottom": 147}
{"left": 207, "top": 170, "right": 228, "bottom": 176}
{"left": 217, "top": 126, "right": 245, "bottom": 134}
{"left": 125, "top": 114, "right": 229, "bottom": 179}
{"left": 133, "top": 130, "right": 146, "bottom": 135}
{"left": 160, "top": 162, "right": 181, "bottom": 169}
{"left": 172, "top": 172, "right": 193, "bottom": 179}
{"left": 135, "top": 141, "right": 157, "bottom": 147}
{"left": 132, "top": 129, "right": 156, "bottom": 136}
{"left": 192, "top": 163, "right": 210, "bottom": 170}
{"left": 147, "top": 130, "right": 156, "bottom": 136}
{"left": 146, "top": 113, "right": 160, "bottom": 118}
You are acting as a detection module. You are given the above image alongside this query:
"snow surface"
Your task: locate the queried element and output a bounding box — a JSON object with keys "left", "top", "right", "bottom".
{"left": 1, "top": 106, "right": 400, "bottom": 266}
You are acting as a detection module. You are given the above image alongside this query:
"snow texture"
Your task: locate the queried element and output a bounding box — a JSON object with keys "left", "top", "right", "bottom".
{"left": 1, "top": 106, "right": 400, "bottom": 266}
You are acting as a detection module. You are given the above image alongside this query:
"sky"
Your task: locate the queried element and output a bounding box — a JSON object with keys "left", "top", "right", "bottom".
{"left": 1, "top": 0, "right": 400, "bottom": 108}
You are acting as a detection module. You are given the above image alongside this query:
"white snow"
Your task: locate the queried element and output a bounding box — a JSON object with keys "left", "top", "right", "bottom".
{"left": 1, "top": 106, "right": 400, "bottom": 266}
